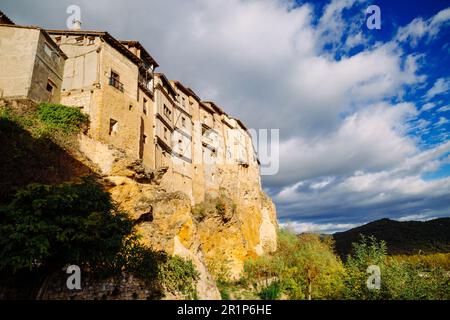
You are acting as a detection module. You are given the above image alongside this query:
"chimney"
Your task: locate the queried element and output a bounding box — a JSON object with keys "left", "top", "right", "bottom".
{"left": 71, "top": 20, "right": 82, "bottom": 31}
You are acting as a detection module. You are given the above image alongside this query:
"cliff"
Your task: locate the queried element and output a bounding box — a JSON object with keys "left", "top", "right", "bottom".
{"left": 78, "top": 133, "right": 278, "bottom": 298}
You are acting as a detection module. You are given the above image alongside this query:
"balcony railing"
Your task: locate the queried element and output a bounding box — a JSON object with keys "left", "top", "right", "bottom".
{"left": 109, "top": 77, "right": 124, "bottom": 92}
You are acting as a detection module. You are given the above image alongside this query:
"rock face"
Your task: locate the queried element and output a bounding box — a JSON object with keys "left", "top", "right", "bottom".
{"left": 78, "top": 135, "right": 278, "bottom": 299}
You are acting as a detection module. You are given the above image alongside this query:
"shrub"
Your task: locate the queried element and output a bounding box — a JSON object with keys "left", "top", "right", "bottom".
{"left": 342, "top": 235, "right": 387, "bottom": 300}
{"left": 259, "top": 281, "right": 282, "bottom": 300}
{"left": 159, "top": 256, "right": 199, "bottom": 299}
{"left": 0, "top": 177, "right": 133, "bottom": 274}
{"left": 37, "top": 103, "right": 88, "bottom": 133}
{"left": 244, "top": 230, "right": 345, "bottom": 300}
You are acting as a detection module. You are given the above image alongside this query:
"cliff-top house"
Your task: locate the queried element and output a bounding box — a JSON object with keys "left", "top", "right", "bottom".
{"left": 0, "top": 13, "right": 67, "bottom": 104}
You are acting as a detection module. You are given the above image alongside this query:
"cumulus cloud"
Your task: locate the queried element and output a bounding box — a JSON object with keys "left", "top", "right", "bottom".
{"left": 267, "top": 102, "right": 418, "bottom": 187}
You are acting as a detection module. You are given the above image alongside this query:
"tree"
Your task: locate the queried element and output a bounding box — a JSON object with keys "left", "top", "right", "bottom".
{"left": 342, "top": 235, "right": 387, "bottom": 300}
{"left": 244, "top": 230, "right": 345, "bottom": 300}
{"left": 0, "top": 177, "right": 133, "bottom": 274}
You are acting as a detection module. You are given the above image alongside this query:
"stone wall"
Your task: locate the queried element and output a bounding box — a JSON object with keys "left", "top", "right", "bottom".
{"left": 40, "top": 272, "right": 163, "bottom": 300}
{"left": 0, "top": 25, "right": 65, "bottom": 103}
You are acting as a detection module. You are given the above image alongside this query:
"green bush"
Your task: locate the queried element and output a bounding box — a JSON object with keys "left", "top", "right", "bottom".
{"left": 244, "top": 230, "right": 345, "bottom": 300}
{"left": 159, "top": 256, "right": 200, "bottom": 299}
{"left": 342, "top": 235, "right": 387, "bottom": 300}
{"left": 0, "top": 177, "right": 133, "bottom": 274}
{"left": 341, "top": 235, "right": 450, "bottom": 300}
{"left": 37, "top": 103, "right": 88, "bottom": 133}
{"left": 218, "top": 281, "right": 231, "bottom": 300}
{"left": 259, "top": 281, "right": 282, "bottom": 300}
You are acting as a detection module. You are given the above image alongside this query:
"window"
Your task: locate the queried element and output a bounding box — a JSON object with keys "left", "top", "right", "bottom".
{"left": 182, "top": 117, "right": 186, "bottom": 128}
{"left": 54, "top": 36, "right": 61, "bottom": 44}
{"left": 111, "top": 70, "right": 120, "bottom": 81}
{"left": 109, "top": 119, "right": 118, "bottom": 135}
{"left": 143, "top": 98, "right": 147, "bottom": 115}
{"left": 182, "top": 97, "right": 186, "bottom": 108}
{"left": 109, "top": 70, "right": 124, "bottom": 92}
{"left": 88, "top": 37, "right": 95, "bottom": 45}
{"left": 143, "top": 134, "right": 147, "bottom": 144}
{"left": 46, "top": 80, "right": 54, "bottom": 93}
{"left": 163, "top": 104, "right": 172, "bottom": 118}
{"left": 164, "top": 127, "right": 168, "bottom": 140}
{"left": 44, "top": 43, "right": 53, "bottom": 57}
{"left": 129, "top": 104, "right": 133, "bottom": 111}
{"left": 75, "top": 36, "right": 84, "bottom": 44}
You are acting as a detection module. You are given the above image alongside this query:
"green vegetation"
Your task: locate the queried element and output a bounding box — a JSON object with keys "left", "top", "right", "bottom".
{"left": 0, "top": 104, "right": 93, "bottom": 205}
{"left": 389, "top": 253, "right": 450, "bottom": 270}
{"left": 159, "top": 256, "right": 200, "bottom": 299}
{"left": 37, "top": 103, "right": 88, "bottom": 134}
{"left": 258, "top": 281, "right": 282, "bottom": 300}
{"left": 0, "top": 103, "right": 88, "bottom": 139}
{"left": 0, "top": 177, "right": 132, "bottom": 274}
{"left": 0, "top": 178, "right": 199, "bottom": 299}
{"left": 237, "top": 230, "right": 450, "bottom": 300}
{"left": 244, "top": 231, "right": 345, "bottom": 300}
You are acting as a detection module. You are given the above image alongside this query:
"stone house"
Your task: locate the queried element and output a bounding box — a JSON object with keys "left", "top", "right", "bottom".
{"left": 171, "top": 81, "right": 195, "bottom": 200}
{"left": 0, "top": 24, "right": 67, "bottom": 103}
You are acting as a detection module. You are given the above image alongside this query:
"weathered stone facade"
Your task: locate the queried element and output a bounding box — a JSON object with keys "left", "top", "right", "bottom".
{"left": 45, "top": 28, "right": 264, "bottom": 209}
{"left": 0, "top": 24, "right": 66, "bottom": 103}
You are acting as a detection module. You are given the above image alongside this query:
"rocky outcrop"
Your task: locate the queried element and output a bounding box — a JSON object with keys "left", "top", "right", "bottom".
{"left": 77, "top": 134, "right": 278, "bottom": 298}
{"left": 194, "top": 192, "right": 278, "bottom": 279}
{"left": 105, "top": 176, "right": 220, "bottom": 299}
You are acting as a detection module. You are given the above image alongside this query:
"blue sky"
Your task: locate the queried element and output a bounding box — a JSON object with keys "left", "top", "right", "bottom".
{"left": 2, "top": 0, "right": 449, "bottom": 233}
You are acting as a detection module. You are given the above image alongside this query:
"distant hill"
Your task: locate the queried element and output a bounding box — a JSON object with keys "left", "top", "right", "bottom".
{"left": 333, "top": 218, "right": 450, "bottom": 258}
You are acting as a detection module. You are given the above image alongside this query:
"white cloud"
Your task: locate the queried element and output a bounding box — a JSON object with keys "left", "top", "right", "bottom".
{"left": 268, "top": 102, "right": 419, "bottom": 187}
{"left": 274, "top": 140, "right": 450, "bottom": 222}
{"left": 437, "top": 105, "right": 450, "bottom": 112}
{"left": 421, "top": 102, "right": 436, "bottom": 111}
{"left": 396, "top": 7, "right": 450, "bottom": 46}
{"left": 425, "top": 78, "right": 450, "bottom": 100}
{"left": 436, "top": 116, "right": 449, "bottom": 127}
{"left": 281, "top": 221, "right": 362, "bottom": 234}
{"left": 396, "top": 214, "right": 437, "bottom": 222}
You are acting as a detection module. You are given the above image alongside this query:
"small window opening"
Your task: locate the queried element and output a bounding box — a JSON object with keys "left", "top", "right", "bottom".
{"left": 109, "top": 119, "right": 118, "bottom": 135}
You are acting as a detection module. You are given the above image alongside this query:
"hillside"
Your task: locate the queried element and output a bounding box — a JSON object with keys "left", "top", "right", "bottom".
{"left": 333, "top": 218, "right": 450, "bottom": 257}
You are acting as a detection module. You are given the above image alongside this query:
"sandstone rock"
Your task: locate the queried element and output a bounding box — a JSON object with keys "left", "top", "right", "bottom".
{"left": 76, "top": 133, "right": 278, "bottom": 298}
{"left": 107, "top": 178, "right": 221, "bottom": 299}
